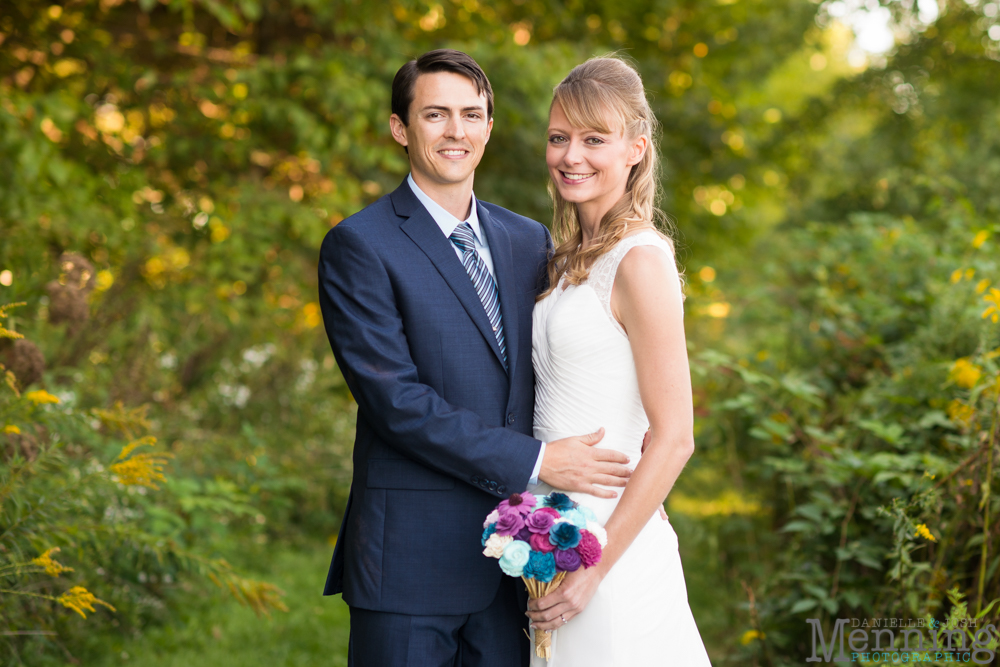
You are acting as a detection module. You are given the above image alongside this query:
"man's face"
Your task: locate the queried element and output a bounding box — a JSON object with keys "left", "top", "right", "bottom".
{"left": 390, "top": 71, "right": 493, "bottom": 191}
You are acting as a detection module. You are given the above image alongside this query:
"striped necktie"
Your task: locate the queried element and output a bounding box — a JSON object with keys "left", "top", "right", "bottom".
{"left": 449, "top": 221, "right": 507, "bottom": 370}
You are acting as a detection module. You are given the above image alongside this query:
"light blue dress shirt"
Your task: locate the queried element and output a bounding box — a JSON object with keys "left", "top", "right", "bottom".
{"left": 406, "top": 174, "right": 546, "bottom": 487}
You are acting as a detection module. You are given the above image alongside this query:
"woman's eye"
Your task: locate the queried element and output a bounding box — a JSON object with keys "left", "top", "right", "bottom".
{"left": 548, "top": 135, "right": 566, "bottom": 144}
{"left": 585, "top": 137, "right": 605, "bottom": 145}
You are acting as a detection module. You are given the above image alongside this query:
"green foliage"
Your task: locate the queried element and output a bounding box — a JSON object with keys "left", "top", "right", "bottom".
{"left": 3, "top": 0, "right": 1000, "bottom": 663}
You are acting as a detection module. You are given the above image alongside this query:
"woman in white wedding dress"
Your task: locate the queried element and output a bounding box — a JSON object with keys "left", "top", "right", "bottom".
{"left": 525, "top": 57, "right": 712, "bottom": 665}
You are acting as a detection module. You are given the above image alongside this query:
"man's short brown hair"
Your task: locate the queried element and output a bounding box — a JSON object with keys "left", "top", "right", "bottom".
{"left": 391, "top": 49, "right": 494, "bottom": 126}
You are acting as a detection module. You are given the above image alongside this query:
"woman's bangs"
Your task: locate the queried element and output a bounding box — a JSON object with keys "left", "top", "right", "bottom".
{"left": 554, "top": 82, "right": 626, "bottom": 136}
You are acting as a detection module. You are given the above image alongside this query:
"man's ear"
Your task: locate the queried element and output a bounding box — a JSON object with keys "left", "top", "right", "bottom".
{"left": 627, "top": 134, "right": 648, "bottom": 167}
{"left": 389, "top": 114, "right": 409, "bottom": 148}
{"left": 484, "top": 117, "right": 494, "bottom": 145}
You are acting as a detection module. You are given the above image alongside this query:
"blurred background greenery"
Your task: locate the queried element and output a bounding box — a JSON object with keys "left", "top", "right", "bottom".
{"left": 1, "top": 0, "right": 999, "bottom": 664}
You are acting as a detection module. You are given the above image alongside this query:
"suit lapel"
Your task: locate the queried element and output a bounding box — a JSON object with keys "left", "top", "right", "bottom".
{"left": 477, "top": 202, "right": 518, "bottom": 381}
{"left": 392, "top": 183, "right": 508, "bottom": 372}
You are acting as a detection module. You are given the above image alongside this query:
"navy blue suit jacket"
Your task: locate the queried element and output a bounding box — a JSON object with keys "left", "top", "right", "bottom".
{"left": 318, "top": 179, "right": 552, "bottom": 615}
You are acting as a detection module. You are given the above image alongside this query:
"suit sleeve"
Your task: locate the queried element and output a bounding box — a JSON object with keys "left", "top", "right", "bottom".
{"left": 318, "top": 223, "right": 542, "bottom": 497}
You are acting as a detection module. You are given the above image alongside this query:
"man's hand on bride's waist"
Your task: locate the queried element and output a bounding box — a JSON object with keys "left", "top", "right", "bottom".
{"left": 538, "top": 428, "right": 631, "bottom": 499}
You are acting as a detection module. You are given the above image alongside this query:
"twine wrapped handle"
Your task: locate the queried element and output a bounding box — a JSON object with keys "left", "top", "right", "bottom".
{"left": 523, "top": 571, "right": 567, "bottom": 661}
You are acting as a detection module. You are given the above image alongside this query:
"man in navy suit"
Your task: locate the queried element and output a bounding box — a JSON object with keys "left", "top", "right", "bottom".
{"left": 317, "top": 49, "right": 632, "bottom": 666}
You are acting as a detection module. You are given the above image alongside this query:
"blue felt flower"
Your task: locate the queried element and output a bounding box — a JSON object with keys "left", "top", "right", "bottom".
{"left": 523, "top": 550, "right": 556, "bottom": 583}
{"left": 549, "top": 522, "right": 582, "bottom": 550}
{"left": 542, "top": 492, "right": 577, "bottom": 512}
{"left": 562, "top": 508, "right": 588, "bottom": 529}
{"left": 578, "top": 505, "right": 597, "bottom": 523}
{"left": 481, "top": 523, "right": 497, "bottom": 547}
{"left": 499, "top": 540, "right": 532, "bottom": 577}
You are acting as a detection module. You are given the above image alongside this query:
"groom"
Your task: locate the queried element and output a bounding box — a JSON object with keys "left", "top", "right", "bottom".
{"left": 317, "top": 49, "right": 631, "bottom": 666}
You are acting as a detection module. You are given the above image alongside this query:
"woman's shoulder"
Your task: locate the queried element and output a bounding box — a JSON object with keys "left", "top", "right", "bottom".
{"left": 612, "top": 231, "right": 681, "bottom": 297}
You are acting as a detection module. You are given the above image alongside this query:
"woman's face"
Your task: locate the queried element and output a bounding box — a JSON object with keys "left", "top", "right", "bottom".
{"left": 546, "top": 101, "right": 646, "bottom": 217}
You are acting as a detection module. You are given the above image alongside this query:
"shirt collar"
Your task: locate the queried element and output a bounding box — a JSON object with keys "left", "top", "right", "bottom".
{"left": 407, "top": 174, "right": 482, "bottom": 243}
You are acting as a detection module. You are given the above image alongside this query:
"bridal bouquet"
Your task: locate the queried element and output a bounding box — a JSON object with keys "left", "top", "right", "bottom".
{"left": 481, "top": 491, "right": 607, "bottom": 660}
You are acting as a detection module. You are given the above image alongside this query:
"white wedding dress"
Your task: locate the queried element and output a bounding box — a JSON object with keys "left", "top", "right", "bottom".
{"left": 527, "top": 231, "right": 712, "bottom": 666}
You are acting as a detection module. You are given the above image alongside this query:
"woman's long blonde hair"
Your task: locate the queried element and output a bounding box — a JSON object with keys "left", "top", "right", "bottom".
{"left": 540, "top": 56, "right": 674, "bottom": 300}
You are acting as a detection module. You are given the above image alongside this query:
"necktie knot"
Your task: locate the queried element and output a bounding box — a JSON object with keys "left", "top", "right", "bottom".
{"left": 449, "top": 222, "right": 476, "bottom": 254}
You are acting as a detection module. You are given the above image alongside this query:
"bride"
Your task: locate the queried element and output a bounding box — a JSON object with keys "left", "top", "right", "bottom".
{"left": 525, "top": 57, "right": 712, "bottom": 665}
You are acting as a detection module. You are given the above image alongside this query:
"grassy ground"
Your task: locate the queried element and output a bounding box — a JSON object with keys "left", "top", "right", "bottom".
{"left": 90, "top": 546, "right": 350, "bottom": 667}
{"left": 79, "top": 529, "right": 727, "bottom": 666}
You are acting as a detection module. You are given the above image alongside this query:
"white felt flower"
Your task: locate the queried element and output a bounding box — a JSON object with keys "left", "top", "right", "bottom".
{"left": 483, "top": 509, "right": 500, "bottom": 528}
{"left": 483, "top": 533, "right": 513, "bottom": 559}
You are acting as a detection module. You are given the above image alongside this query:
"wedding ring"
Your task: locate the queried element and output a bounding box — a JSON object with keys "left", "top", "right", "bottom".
{"left": 560, "top": 614, "right": 567, "bottom": 625}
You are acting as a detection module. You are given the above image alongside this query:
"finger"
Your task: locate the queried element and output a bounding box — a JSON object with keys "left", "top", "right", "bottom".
{"left": 594, "top": 474, "right": 628, "bottom": 488}
{"left": 530, "top": 591, "right": 565, "bottom": 612}
{"left": 598, "top": 462, "right": 632, "bottom": 478}
{"left": 579, "top": 427, "right": 605, "bottom": 446}
{"left": 641, "top": 429, "right": 652, "bottom": 453}
{"left": 532, "top": 609, "right": 575, "bottom": 632}
{"left": 586, "top": 484, "right": 618, "bottom": 499}
{"left": 659, "top": 507, "right": 668, "bottom": 520}
{"left": 528, "top": 601, "right": 573, "bottom": 625}
{"left": 593, "top": 448, "right": 629, "bottom": 464}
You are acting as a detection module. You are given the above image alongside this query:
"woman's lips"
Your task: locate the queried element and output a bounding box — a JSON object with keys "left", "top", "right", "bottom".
{"left": 560, "top": 170, "right": 595, "bottom": 184}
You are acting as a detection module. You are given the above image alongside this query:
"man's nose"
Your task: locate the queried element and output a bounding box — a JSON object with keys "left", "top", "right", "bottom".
{"left": 444, "top": 115, "right": 466, "bottom": 140}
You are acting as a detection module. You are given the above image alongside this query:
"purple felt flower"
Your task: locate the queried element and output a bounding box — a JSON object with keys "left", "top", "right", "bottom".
{"left": 533, "top": 507, "right": 562, "bottom": 521}
{"left": 515, "top": 525, "right": 533, "bottom": 542}
{"left": 494, "top": 511, "right": 525, "bottom": 536}
{"left": 498, "top": 492, "right": 537, "bottom": 517}
{"left": 525, "top": 510, "right": 556, "bottom": 535}
{"left": 554, "top": 547, "right": 582, "bottom": 572}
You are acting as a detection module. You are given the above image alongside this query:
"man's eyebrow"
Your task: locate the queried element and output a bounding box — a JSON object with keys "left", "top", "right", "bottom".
{"left": 419, "top": 104, "right": 487, "bottom": 113}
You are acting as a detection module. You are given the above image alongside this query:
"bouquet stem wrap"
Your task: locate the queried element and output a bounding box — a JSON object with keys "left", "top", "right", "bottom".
{"left": 522, "top": 571, "right": 567, "bottom": 661}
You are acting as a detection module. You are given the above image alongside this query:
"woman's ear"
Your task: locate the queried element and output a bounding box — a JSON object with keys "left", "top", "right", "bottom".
{"left": 627, "top": 134, "right": 649, "bottom": 167}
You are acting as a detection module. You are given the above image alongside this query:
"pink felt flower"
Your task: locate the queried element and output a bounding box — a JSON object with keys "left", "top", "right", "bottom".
{"left": 530, "top": 533, "right": 556, "bottom": 553}
{"left": 575, "top": 530, "right": 602, "bottom": 568}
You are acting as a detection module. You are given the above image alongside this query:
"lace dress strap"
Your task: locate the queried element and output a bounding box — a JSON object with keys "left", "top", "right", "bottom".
{"left": 587, "top": 231, "right": 675, "bottom": 338}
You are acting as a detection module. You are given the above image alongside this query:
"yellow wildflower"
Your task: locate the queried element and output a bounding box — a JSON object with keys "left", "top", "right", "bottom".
{"left": 976, "top": 279, "right": 991, "bottom": 294}
{"left": 25, "top": 390, "right": 60, "bottom": 405}
{"left": 915, "top": 524, "right": 936, "bottom": 542}
{"left": 972, "top": 230, "right": 990, "bottom": 248}
{"left": 946, "top": 400, "right": 976, "bottom": 430}
{"left": 3, "top": 424, "right": 20, "bottom": 434}
{"left": 31, "top": 547, "right": 73, "bottom": 576}
{"left": 950, "top": 269, "right": 963, "bottom": 284}
{"left": 741, "top": 629, "right": 766, "bottom": 645}
{"left": 0, "top": 302, "right": 26, "bottom": 340}
{"left": 109, "top": 436, "right": 172, "bottom": 488}
{"left": 983, "top": 288, "right": 1000, "bottom": 324}
{"left": 57, "top": 586, "right": 115, "bottom": 618}
{"left": 949, "top": 358, "right": 982, "bottom": 389}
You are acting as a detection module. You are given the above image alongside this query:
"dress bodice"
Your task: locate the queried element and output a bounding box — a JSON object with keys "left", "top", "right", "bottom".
{"left": 530, "top": 231, "right": 676, "bottom": 523}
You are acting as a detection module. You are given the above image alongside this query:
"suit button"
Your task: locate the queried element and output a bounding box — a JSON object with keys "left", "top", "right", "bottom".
{"left": 507, "top": 414, "right": 515, "bottom": 425}
{"left": 488, "top": 481, "right": 497, "bottom": 491}
{"left": 497, "top": 485, "right": 507, "bottom": 495}
{"left": 472, "top": 475, "right": 480, "bottom": 485}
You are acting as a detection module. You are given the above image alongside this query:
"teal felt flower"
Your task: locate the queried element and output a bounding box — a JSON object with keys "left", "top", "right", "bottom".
{"left": 499, "top": 540, "right": 531, "bottom": 577}
{"left": 523, "top": 550, "right": 556, "bottom": 582}
{"left": 562, "top": 508, "right": 588, "bottom": 528}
